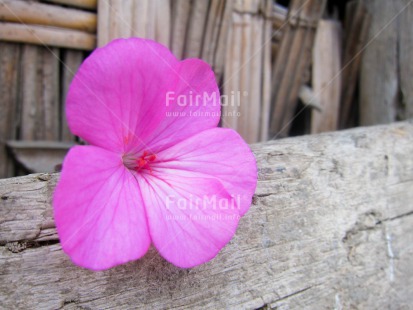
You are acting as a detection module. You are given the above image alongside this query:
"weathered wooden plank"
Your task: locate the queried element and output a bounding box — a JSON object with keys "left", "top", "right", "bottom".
{"left": 0, "top": 0, "right": 97, "bottom": 33}
{"left": 0, "top": 22, "right": 96, "bottom": 50}
{"left": 1, "top": 121, "right": 412, "bottom": 309}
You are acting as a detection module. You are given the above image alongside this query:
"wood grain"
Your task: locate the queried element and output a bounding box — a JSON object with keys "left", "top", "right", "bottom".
{"left": 1, "top": 121, "right": 412, "bottom": 309}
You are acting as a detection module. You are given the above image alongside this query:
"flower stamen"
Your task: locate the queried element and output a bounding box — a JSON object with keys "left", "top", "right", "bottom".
{"left": 123, "top": 151, "right": 157, "bottom": 173}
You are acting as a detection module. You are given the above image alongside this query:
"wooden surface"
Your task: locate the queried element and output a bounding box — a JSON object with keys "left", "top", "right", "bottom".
{"left": 1, "top": 121, "right": 412, "bottom": 309}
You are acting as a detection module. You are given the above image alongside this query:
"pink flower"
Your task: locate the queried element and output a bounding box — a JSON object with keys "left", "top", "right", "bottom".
{"left": 53, "top": 38, "right": 257, "bottom": 270}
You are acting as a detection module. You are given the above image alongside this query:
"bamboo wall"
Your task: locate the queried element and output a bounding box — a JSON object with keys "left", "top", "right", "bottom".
{"left": 0, "top": 0, "right": 412, "bottom": 178}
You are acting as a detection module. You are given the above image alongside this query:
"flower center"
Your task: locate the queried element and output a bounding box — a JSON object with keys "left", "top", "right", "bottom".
{"left": 123, "top": 150, "right": 157, "bottom": 173}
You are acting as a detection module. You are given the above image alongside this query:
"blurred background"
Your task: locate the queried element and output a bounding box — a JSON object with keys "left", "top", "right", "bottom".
{"left": 0, "top": 0, "right": 412, "bottom": 178}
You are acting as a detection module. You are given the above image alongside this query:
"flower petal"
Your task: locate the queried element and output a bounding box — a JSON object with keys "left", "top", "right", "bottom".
{"left": 53, "top": 146, "right": 150, "bottom": 270}
{"left": 154, "top": 128, "right": 257, "bottom": 216}
{"left": 66, "top": 38, "right": 178, "bottom": 153}
{"left": 137, "top": 170, "right": 240, "bottom": 268}
{"left": 145, "top": 59, "right": 221, "bottom": 152}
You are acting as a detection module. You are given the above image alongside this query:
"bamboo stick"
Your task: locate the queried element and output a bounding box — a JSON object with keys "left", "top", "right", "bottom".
{"left": 145, "top": 0, "right": 156, "bottom": 40}
{"left": 0, "top": 22, "right": 96, "bottom": 50}
{"left": 41, "top": 47, "right": 60, "bottom": 141}
{"left": 116, "top": 0, "right": 133, "bottom": 38}
{"left": 359, "top": 0, "right": 398, "bottom": 125}
{"left": 170, "top": 0, "right": 191, "bottom": 59}
{"left": 20, "top": 45, "right": 42, "bottom": 141}
{"left": 184, "top": 0, "right": 209, "bottom": 58}
{"left": 0, "top": 42, "right": 20, "bottom": 178}
{"left": 99, "top": 0, "right": 171, "bottom": 47}
{"left": 213, "top": 0, "right": 234, "bottom": 82}
{"left": 0, "top": 0, "right": 97, "bottom": 33}
{"left": 108, "top": 0, "right": 122, "bottom": 40}
{"left": 222, "top": 12, "right": 241, "bottom": 130}
{"left": 61, "top": 50, "right": 84, "bottom": 142}
{"left": 155, "top": 0, "right": 171, "bottom": 47}
{"left": 20, "top": 46, "right": 60, "bottom": 143}
{"left": 97, "top": 0, "right": 109, "bottom": 46}
{"left": 246, "top": 14, "right": 263, "bottom": 143}
{"left": 43, "top": 0, "right": 97, "bottom": 10}
{"left": 131, "top": 0, "right": 148, "bottom": 38}
{"left": 311, "top": 19, "right": 342, "bottom": 134}
{"left": 260, "top": 0, "right": 273, "bottom": 142}
{"left": 202, "top": 0, "right": 223, "bottom": 64}
{"left": 237, "top": 12, "right": 252, "bottom": 142}
{"left": 270, "top": 0, "right": 326, "bottom": 138}
{"left": 339, "top": 1, "right": 371, "bottom": 128}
